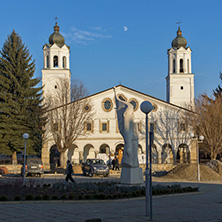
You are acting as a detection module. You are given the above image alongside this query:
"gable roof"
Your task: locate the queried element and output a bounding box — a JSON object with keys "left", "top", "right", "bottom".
{"left": 45, "top": 84, "right": 193, "bottom": 113}
{"left": 87, "top": 84, "right": 193, "bottom": 111}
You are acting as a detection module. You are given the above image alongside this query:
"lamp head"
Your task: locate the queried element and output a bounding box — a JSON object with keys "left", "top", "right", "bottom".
{"left": 199, "top": 135, "right": 204, "bottom": 141}
{"left": 23, "top": 133, "right": 29, "bottom": 140}
{"left": 190, "top": 132, "right": 195, "bottom": 138}
{"left": 140, "top": 101, "right": 153, "bottom": 114}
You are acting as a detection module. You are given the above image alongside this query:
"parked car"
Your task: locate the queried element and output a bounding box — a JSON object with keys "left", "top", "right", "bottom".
{"left": 21, "top": 158, "right": 44, "bottom": 177}
{"left": 82, "top": 159, "right": 109, "bottom": 177}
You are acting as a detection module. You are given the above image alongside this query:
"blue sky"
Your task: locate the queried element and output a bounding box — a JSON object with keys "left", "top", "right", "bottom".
{"left": 0, "top": 0, "right": 222, "bottom": 101}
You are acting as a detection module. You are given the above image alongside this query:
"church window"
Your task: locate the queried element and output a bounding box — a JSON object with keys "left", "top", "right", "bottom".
{"left": 102, "top": 123, "right": 107, "bottom": 131}
{"left": 46, "top": 55, "right": 49, "bottom": 68}
{"left": 118, "top": 94, "right": 127, "bottom": 102}
{"left": 129, "top": 98, "right": 138, "bottom": 111}
{"left": 53, "top": 123, "right": 59, "bottom": 132}
{"left": 84, "top": 121, "right": 93, "bottom": 133}
{"left": 87, "top": 123, "right": 92, "bottom": 131}
{"left": 187, "top": 59, "right": 189, "bottom": 73}
{"left": 180, "top": 59, "right": 183, "bottom": 73}
{"left": 84, "top": 104, "right": 91, "bottom": 112}
{"left": 102, "top": 98, "right": 113, "bottom": 112}
{"left": 100, "top": 120, "right": 109, "bottom": 133}
{"left": 136, "top": 121, "right": 142, "bottom": 132}
{"left": 53, "top": 56, "right": 58, "bottom": 67}
{"left": 181, "top": 86, "right": 183, "bottom": 90}
{"left": 151, "top": 103, "right": 158, "bottom": 112}
{"left": 63, "top": 56, "right": 66, "bottom": 68}
{"left": 173, "top": 59, "right": 175, "bottom": 73}
{"left": 179, "top": 122, "right": 186, "bottom": 132}
{"left": 150, "top": 122, "right": 157, "bottom": 133}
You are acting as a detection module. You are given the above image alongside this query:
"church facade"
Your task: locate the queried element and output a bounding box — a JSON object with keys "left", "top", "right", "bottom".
{"left": 41, "top": 23, "right": 197, "bottom": 170}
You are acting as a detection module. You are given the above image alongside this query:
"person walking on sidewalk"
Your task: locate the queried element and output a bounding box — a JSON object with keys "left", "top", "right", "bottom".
{"left": 64, "top": 160, "right": 76, "bottom": 184}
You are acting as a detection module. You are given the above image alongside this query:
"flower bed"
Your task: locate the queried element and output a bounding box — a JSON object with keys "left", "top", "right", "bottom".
{"left": 0, "top": 180, "right": 198, "bottom": 201}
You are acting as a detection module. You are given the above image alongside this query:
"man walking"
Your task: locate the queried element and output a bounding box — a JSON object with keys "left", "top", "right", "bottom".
{"left": 64, "top": 160, "right": 76, "bottom": 184}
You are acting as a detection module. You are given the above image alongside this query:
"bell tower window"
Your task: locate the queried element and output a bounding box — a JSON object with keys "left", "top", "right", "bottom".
{"left": 187, "top": 59, "right": 189, "bottom": 73}
{"left": 46, "top": 55, "right": 50, "bottom": 68}
{"left": 173, "top": 59, "right": 175, "bottom": 73}
{"left": 63, "top": 56, "right": 66, "bottom": 68}
{"left": 53, "top": 56, "right": 58, "bottom": 67}
{"left": 180, "top": 59, "right": 183, "bottom": 73}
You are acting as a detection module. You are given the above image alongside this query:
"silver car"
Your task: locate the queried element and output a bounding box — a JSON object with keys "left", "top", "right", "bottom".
{"left": 21, "top": 158, "right": 44, "bottom": 177}
{"left": 82, "top": 159, "right": 109, "bottom": 177}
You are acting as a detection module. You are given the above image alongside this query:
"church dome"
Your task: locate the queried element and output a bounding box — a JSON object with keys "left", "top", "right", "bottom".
{"left": 171, "top": 27, "right": 187, "bottom": 49}
{"left": 49, "top": 22, "right": 65, "bottom": 47}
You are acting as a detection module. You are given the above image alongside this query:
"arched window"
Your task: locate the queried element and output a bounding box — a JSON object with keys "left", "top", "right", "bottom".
{"left": 46, "top": 55, "right": 49, "bottom": 68}
{"left": 173, "top": 59, "right": 176, "bottom": 73}
{"left": 180, "top": 59, "right": 183, "bottom": 73}
{"left": 187, "top": 59, "right": 189, "bottom": 73}
{"left": 63, "top": 56, "right": 66, "bottom": 68}
{"left": 53, "top": 56, "right": 58, "bottom": 67}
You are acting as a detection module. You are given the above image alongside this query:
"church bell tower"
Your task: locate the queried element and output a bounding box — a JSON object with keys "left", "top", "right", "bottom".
{"left": 166, "top": 27, "right": 194, "bottom": 108}
{"left": 42, "top": 22, "right": 71, "bottom": 103}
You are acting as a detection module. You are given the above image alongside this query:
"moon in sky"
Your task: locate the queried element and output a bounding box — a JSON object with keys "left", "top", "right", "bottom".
{"left": 123, "top": 26, "right": 128, "bottom": 32}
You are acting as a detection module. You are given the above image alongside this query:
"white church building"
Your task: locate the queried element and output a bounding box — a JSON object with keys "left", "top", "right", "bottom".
{"left": 41, "top": 23, "right": 197, "bottom": 170}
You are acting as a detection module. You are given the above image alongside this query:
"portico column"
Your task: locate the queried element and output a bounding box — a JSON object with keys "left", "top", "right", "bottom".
{"left": 79, "top": 151, "right": 83, "bottom": 164}
{"left": 42, "top": 140, "right": 50, "bottom": 170}
{"left": 95, "top": 151, "right": 99, "bottom": 158}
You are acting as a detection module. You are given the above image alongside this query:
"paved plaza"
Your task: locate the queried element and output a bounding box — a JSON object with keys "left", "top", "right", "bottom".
{"left": 0, "top": 177, "right": 222, "bottom": 222}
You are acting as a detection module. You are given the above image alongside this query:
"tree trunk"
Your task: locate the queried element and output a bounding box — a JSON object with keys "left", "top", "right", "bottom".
{"left": 211, "top": 147, "right": 217, "bottom": 160}
{"left": 60, "top": 152, "right": 66, "bottom": 168}
{"left": 12, "top": 151, "right": 17, "bottom": 164}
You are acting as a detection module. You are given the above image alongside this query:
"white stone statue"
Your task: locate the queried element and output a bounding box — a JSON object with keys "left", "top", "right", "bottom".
{"left": 113, "top": 87, "right": 139, "bottom": 168}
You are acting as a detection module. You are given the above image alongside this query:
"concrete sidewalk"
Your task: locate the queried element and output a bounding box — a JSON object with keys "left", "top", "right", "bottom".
{"left": 0, "top": 181, "right": 221, "bottom": 222}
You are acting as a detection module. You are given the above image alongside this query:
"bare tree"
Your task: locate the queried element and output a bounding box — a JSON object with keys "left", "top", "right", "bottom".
{"left": 45, "top": 78, "right": 93, "bottom": 167}
{"left": 150, "top": 107, "right": 191, "bottom": 164}
{"left": 189, "top": 94, "right": 222, "bottom": 160}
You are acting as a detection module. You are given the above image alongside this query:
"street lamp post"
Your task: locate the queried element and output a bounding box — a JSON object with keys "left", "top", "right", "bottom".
{"left": 190, "top": 133, "right": 204, "bottom": 182}
{"left": 140, "top": 101, "right": 154, "bottom": 219}
{"left": 23, "top": 133, "right": 29, "bottom": 186}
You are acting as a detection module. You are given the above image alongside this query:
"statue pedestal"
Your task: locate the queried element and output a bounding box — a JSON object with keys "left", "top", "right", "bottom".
{"left": 120, "top": 167, "right": 144, "bottom": 185}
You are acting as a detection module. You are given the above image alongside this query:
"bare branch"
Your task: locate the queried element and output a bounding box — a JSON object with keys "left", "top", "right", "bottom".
{"left": 45, "top": 78, "right": 94, "bottom": 166}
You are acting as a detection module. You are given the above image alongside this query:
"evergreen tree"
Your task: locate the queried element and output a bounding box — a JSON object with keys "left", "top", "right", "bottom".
{"left": 0, "top": 30, "right": 45, "bottom": 156}
{"left": 213, "top": 72, "right": 222, "bottom": 98}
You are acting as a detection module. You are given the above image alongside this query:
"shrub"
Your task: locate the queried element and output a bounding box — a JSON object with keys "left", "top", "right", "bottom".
{"left": 93, "top": 194, "right": 99, "bottom": 199}
{"left": 0, "top": 196, "right": 7, "bottom": 201}
{"left": 25, "top": 194, "right": 34, "bottom": 200}
{"left": 98, "top": 194, "right": 105, "bottom": 200}
{"left": 85, "top": 195, "right": 91, "bottom": 200}
{"left": 113, "top": 194, "right": 117, "bottom": 199}
{"left": 61, "top": 195, "right": 66, "bottom": 200}
{"left": 106, "top": 194, "right": 112, "bottom": 199}
{"left": 78, "top": 195, "right": 83, "bottom": 200}
{"left": 14, "top": 196, "right": 21, "bottom": 201}
{"left": 152, "top": 190, "right": 158, "bottom": 195}
{"left": 122, "top": 193, "right": 129, "bottom": 198}
{"left": 117, "top": 193, "right": 122, "bottom": 198}
{"left": 43, "top": 195, "right": 50, "bottom": 200}
{"left": 140, "top": 189, "right": 145, "bottom": 196}
{"left": 136, "top": 191, "right": 140, "bottom": 196}
{"left": 131, "top": 191, "right": 137, "bottom": 197}
{"left": 52, "top": 195, "right": 58, "bottom": 200}
{"left": 34, "top": 196, "right": 42, "bottom": 200}
{"left": 68, "top": 195, "right": 74, "bottom": 200}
